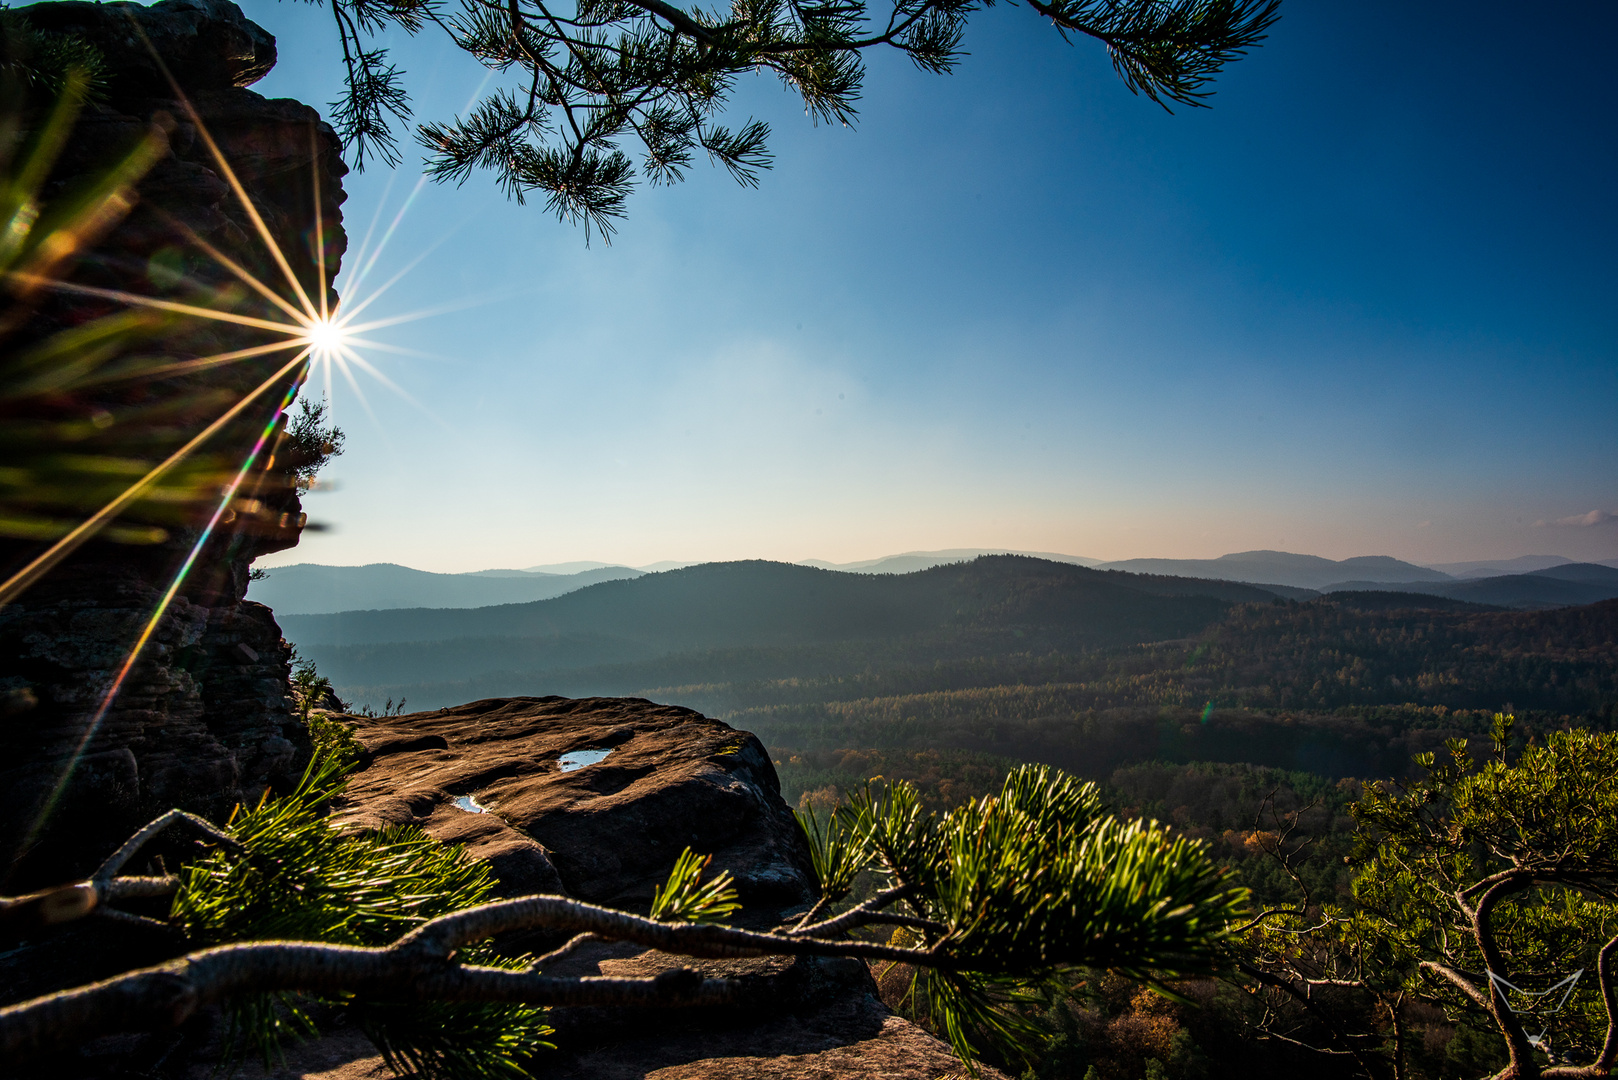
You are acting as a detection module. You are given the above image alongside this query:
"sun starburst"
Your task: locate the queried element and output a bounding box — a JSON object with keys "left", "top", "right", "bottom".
{"left": 0, "top": 35, "right": 445, "bottom": 859}
{"left": 303, "top": 314, "right": 349, "bottom": 360}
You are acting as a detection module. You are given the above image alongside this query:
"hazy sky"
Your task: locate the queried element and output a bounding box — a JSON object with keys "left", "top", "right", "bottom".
{"left": 241, "top": 0, "right": 1617, "bottom": 573}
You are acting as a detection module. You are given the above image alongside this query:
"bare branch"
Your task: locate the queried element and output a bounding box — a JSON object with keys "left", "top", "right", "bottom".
{"left": 0, "top": 891, "right": 954, "bottom": 1061}
{"left": 1589, "top": 931, "right": 1618, "bottom": 1074}
{"left": 393, "top": 893, "right": 940, "bottom": 965}
{"left": 1235, "top": 960, "right": 1383, "bottom": 1079}
{"left": 92, "top": 808, "right": 236, "bottom": 889}
{"left": 1231, "top": 906, "right": 1310, "bottom": 935}
{"left": 1418, "top": 961, "right": 1492, "bottom": 1012}
{"left": 0, "top": 942, "right": 738, "bottom": 1063}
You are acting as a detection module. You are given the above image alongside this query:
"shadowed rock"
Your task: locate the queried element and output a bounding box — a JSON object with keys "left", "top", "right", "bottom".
{"left": 17, "top": 0, "right": 278, "bottom": 93}
{"left": 0, "top": 0, "right": 344, "bottom": 891}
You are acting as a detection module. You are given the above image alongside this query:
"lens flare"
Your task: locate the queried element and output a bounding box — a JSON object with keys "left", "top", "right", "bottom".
{"left": 0, "top": 23, "right": 447, "bottom": 865}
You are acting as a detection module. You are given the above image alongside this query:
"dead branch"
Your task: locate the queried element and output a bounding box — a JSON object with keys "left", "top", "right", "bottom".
{"left": 2, "top": 809, "right": 233, "bottom": 944}
{"left": 0, "top": 892, "right": 954, "bottom": 1062}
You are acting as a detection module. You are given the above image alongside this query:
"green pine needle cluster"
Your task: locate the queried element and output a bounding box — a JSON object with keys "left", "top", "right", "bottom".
{"left": 170, "top": 754, "right": 555, "bottom": 1079}
{"left": 0, "top": 9, "right": 108, "bottom": 103}
{"left": 799, "top": 763, "right": 1246, "bottom": 1066}
{"left": 649, "top": 846, "right": 742, "bottom": 923}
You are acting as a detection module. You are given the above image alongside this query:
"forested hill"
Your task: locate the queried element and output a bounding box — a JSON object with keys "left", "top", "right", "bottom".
{"left": 281, "top": 556, "right": 1283, "bottom": 650}
{"left": 1138, "top": 594, "right": 1618, "bottom": 714}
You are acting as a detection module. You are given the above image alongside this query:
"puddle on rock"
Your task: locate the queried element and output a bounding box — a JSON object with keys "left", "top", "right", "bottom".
{"left": 558, "top": 748, "right": 613, "bottom": 772}
{"left": 453, "top": 794, "right": 489, "bottom": 813}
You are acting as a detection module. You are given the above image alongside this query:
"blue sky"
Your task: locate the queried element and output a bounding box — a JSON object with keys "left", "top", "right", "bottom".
{"left": 241, "top": 0, "right": 1617, "bottom": 572}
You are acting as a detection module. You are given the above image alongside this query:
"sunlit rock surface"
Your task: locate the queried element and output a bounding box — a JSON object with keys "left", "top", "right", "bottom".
{"left": 319, "top": 695, "right": 1009, "bottom": 1080}
{"left": 335, "top": 696, "right": 817, "bottom": 911}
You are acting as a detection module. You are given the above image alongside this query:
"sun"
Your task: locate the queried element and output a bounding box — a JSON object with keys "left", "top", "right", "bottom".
{"left": 303, "top": 315, "right": 348, "bottom": 358}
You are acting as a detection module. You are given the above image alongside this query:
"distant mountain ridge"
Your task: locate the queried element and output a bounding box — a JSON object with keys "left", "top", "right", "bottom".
{"left": 281, "top": 556, "right": 1289, "bottom": 705}
{"left": 1325, "top": 564, "right": 1618, "bottom": 609}
{"left": 255, "top": 549, "right": 1618, "bottom": 614}
{"left": 1095, "top": 550, "right": 1451, "bottom": 590}
{"left": 248, "top": 563, "right": 643, "bottom": 615}
{"left": 800, "top": 549, "right": 1104, "bottom": 575}
{"left": 275, "top": 556, "right": 1617, "bottom": 724}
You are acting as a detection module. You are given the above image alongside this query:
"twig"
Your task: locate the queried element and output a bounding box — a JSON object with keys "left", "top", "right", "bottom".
{"left": 526, "top": 931, "right": 596, "bottom": 970}
{"left": 94, "top": 809, "right": 239, "bottom": 888}
{"left": 787, "top": 883, "right": 915, "bottom": 937}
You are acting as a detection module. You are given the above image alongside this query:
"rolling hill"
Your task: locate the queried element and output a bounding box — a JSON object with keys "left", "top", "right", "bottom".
{"left": 283, "top": 556, "right": 1292, "bottom": 704}
{"left": 281, "top": 556, "right": 1275, "bottom": 649}
{"left": 248, "top": 563, "right": 642, "bottom": 614}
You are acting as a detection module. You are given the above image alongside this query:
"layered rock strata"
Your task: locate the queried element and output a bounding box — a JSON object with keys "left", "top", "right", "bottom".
{"left": 0, "top": 0, "right": 345, "bottom": 887}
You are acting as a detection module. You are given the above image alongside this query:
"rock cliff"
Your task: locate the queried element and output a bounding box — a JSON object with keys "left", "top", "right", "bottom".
{"left": 0, "top": 0, "right": 344, "bottom": 888}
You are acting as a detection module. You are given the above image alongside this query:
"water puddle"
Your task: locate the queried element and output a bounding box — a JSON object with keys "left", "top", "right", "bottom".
{"left": 558, "top": 748, "right": 613, "bottom": 772}
{"left": 453, "top": 794, "right": 489, "bottom": 813}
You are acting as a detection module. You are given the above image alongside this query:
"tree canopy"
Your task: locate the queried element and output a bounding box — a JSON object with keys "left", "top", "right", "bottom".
{"left": 1345, "top": 719, "right": 1618, "bottom": 1079}
{"left": 314, "top": 0, "right": 1281, "bottom": 234}
{"left": 1236, "top": 717, "right": 1618, "bottom": 1080}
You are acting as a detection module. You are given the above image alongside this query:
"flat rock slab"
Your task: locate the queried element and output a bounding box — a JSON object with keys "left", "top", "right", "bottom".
{"left": 187, "top": 997, "right": 1002, "bottom": 1080}
{"left": 332, "top": 696, "right": 815, "bottom": 912}
{"left": 542, "top": 995, "right": 1003, "bottom": 1080}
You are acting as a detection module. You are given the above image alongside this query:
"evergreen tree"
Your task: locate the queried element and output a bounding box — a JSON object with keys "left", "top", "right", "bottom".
{"left": 1238, "top": 716, "right": 1618, "bottom": 1080}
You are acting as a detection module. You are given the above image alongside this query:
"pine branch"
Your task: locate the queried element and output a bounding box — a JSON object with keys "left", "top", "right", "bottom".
{"left": 331, "top": 0, "right": 1281, "bottom": 231}
{"left": 0, "top": 892, "right": 957, "bottom": 1061}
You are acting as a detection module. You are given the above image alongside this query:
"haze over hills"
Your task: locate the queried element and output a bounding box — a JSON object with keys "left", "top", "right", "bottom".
{"left": 248, "top": 563, "right": 643, "bottom": 615}
{"left": 281, "top": 557, "right": 1273, "bottom": 649}
{"left": 274, "top": 557, "right": 1618, "bottom": 766}
{"left": 253, "top": 548, "right": 1618, "bottom": 614}
{"left": 1332, "top": 564, "right": 1618, "bottom": 609}
{"left": 1095, "top": 551, "right": 1452, "bottom": 590}
{"left": 800, "top": 549, "right": 1104, "bottom": 574}
{"left": 279, "top": 556, "right": 1293, "bottom": 706}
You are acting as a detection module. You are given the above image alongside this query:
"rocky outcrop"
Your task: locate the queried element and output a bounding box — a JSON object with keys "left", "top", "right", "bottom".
{"left": 336, "top": 696, "right": 818, "bottom": 913}
{"left": 323, "top": 696, "right": 1008, "bottom": 1080}
{"left": 0, "top": 0, "right": 344, "bottom": 888}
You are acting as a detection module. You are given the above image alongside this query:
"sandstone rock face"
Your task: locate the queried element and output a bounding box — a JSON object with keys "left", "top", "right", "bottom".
{"left": 324, "top": 696, "right": 1007, "bottom": 1080}
{"left": 337, "top": 696, "right": 817, "bottom": 913}
{"left": 0, "top": 0, "right": 344, "bottom": 888}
